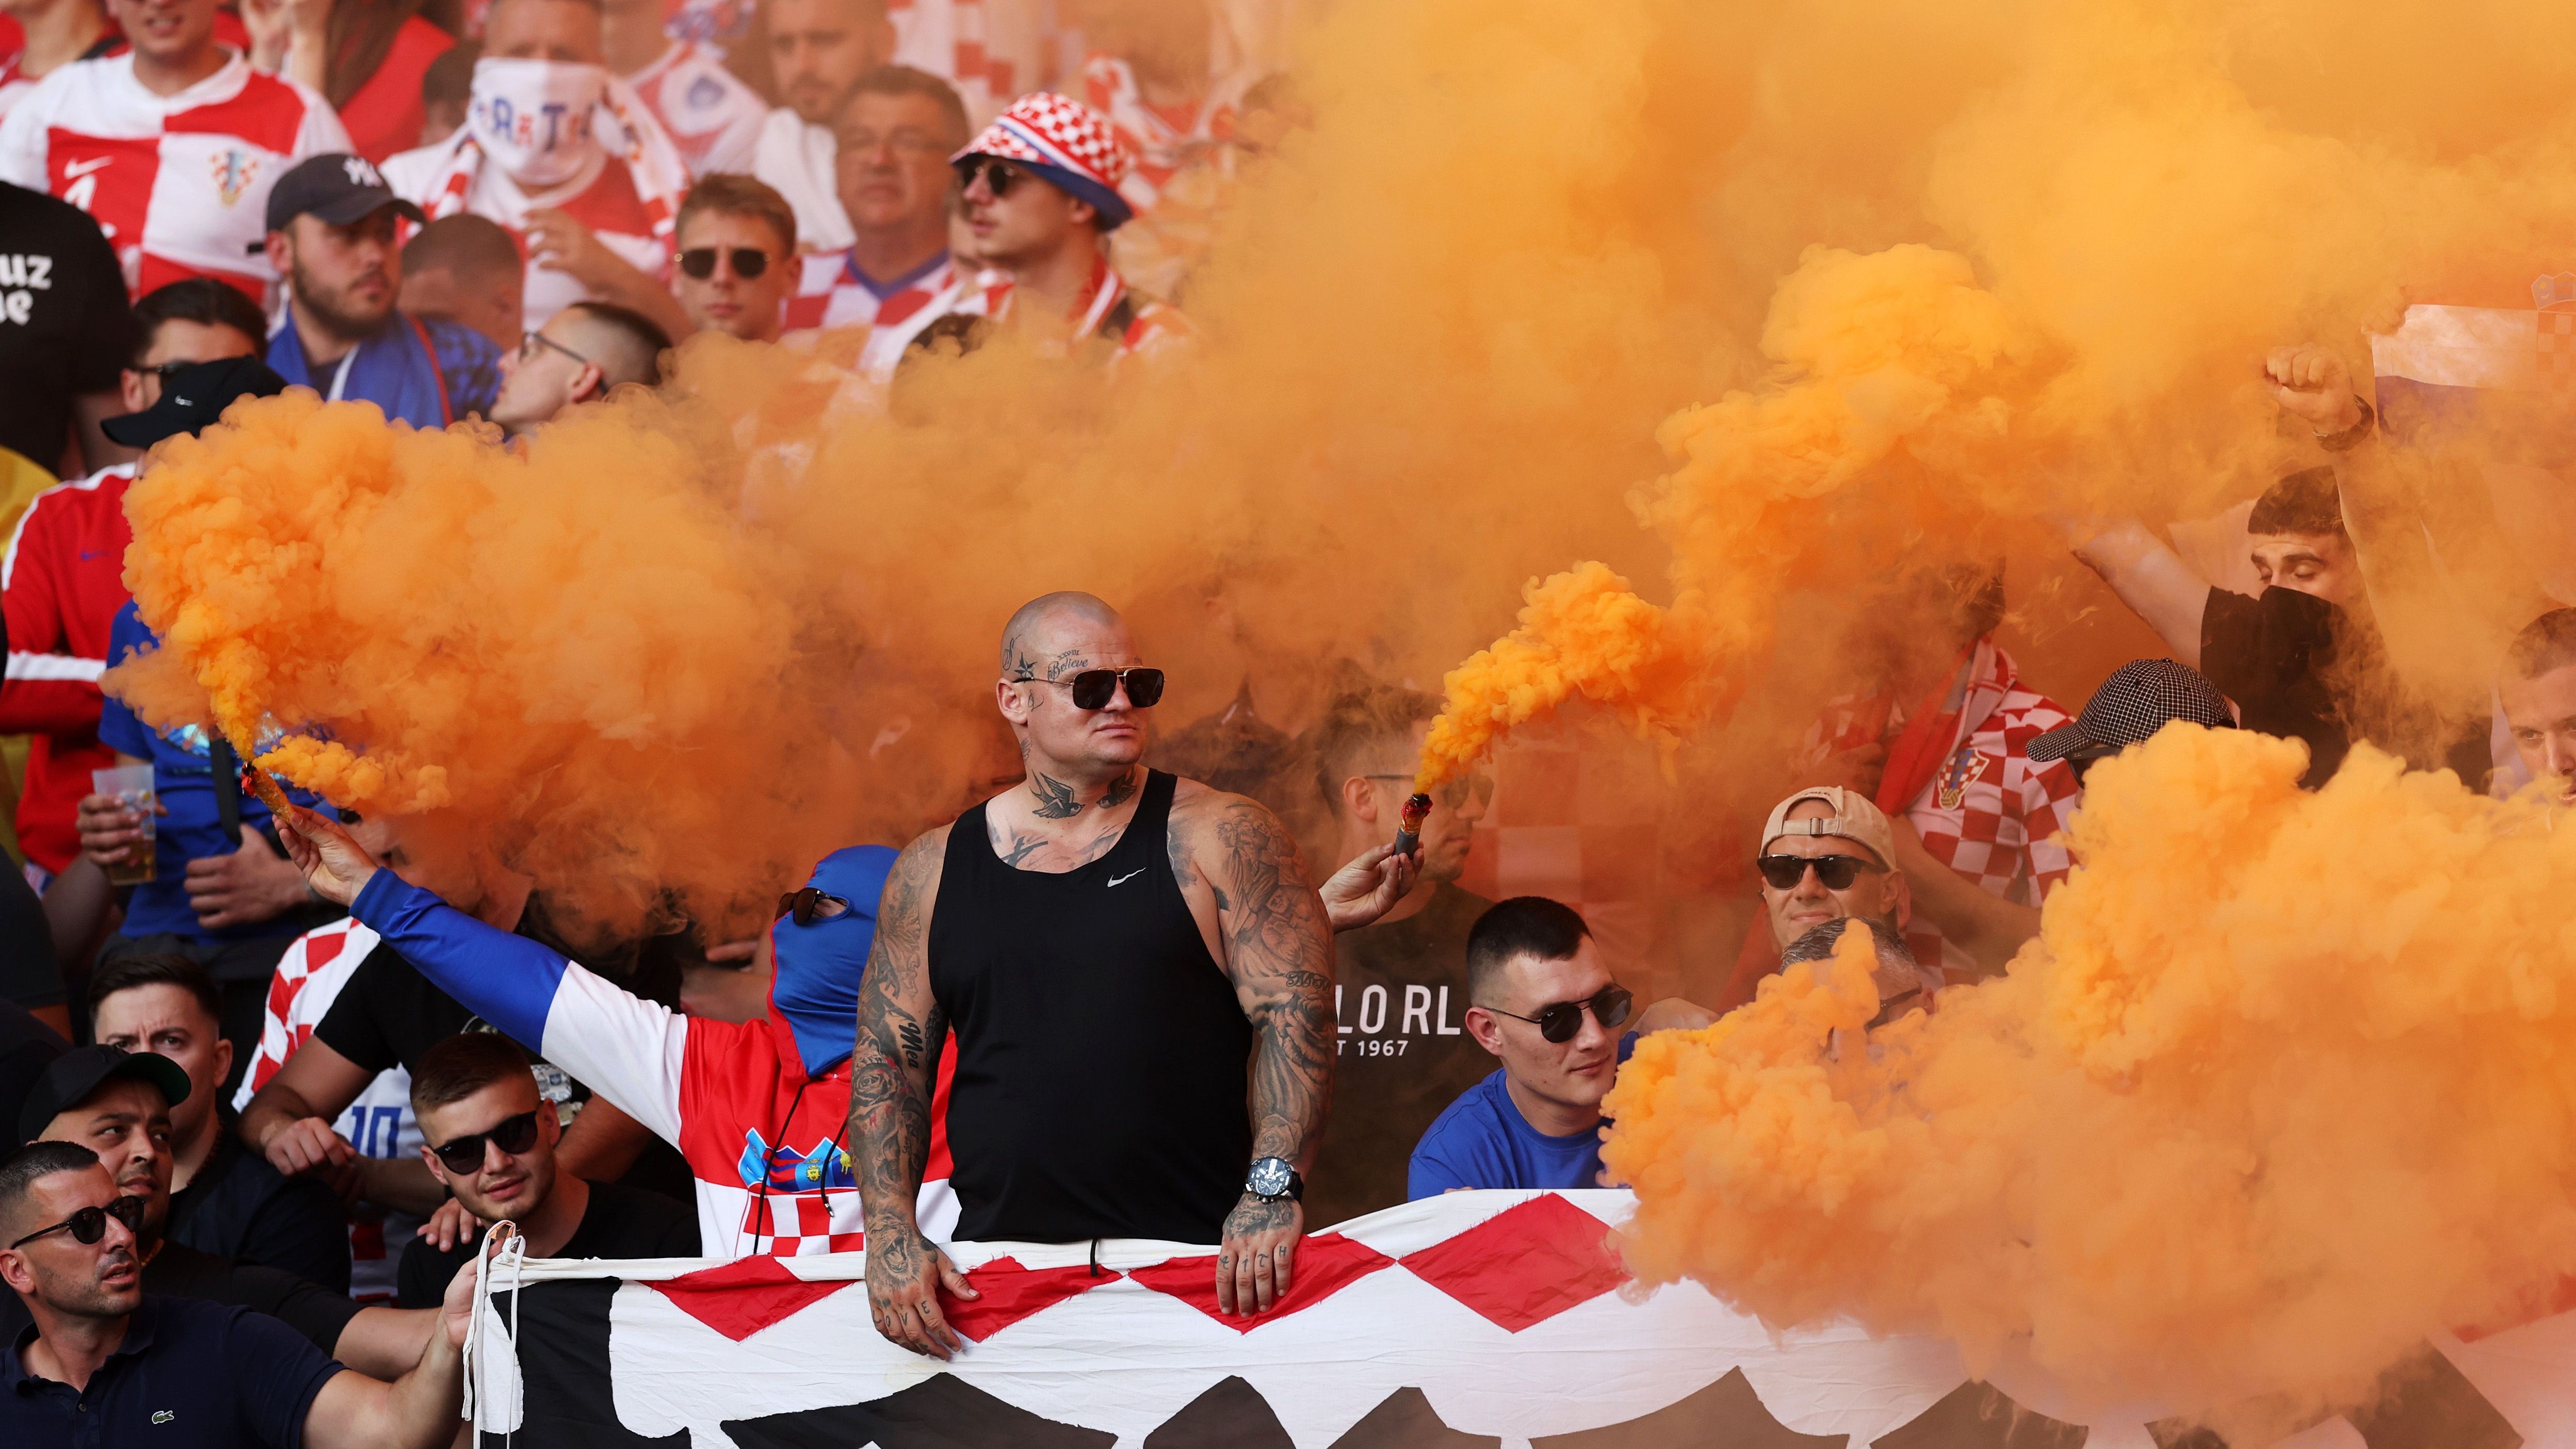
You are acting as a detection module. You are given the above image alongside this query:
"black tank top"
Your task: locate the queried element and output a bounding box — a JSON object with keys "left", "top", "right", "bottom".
{"left": 929, "top": 770, "right": 1252, "bottom": 1242}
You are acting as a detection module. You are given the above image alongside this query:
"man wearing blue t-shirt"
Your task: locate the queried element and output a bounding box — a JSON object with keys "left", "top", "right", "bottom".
{"left": 1407, "top": 898, "right": 1712, "bottom": 1198}
{"left": 68, "top": 356, "right": 343, "bottom": 1074}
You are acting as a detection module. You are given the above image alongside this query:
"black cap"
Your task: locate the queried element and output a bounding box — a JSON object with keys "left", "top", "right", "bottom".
{"left": 253, "top": 152, "right": 426, "bottom": 249}
{"left": 101, "top": 355, "right": 289, "bottom": 448}
{"left": 2027, "top": 658, "right": 2238, "bottom": 764}
{"left": 17, "top": 1045, "right": 190, "bottom": 1146}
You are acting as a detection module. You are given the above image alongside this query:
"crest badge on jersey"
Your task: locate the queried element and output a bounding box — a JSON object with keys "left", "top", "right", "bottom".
{"left": 211, "top": 148, "right": 259, "bottom": 206}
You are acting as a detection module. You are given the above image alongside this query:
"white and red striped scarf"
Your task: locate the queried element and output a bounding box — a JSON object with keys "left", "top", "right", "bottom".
{"left": 417, "top": 72, "right": 689, "bottom": 243}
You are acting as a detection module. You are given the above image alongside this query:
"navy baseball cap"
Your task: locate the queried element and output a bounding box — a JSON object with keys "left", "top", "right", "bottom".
{"left": 256, "top": 152, "right": 426, "bottom": 244}
{"left": 17, "top": 1045, "right": 190, "bottom": 1146}
{"left": 101, "top": 355, "right": 289, "bottom": 448}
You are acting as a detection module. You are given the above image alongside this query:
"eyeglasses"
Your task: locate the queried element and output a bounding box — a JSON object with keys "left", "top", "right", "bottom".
{"left": 776, "top": 887, "right": 850, "bottom": 926}
{"left": 127, "top": 361, "right": 199, "bottom": 379}
{"left": 1007, "top": 667, "right": 1166, "bottom": 711}
{"left": 1756, "top": 854, "right": 1887, "bottom": 892}
{"left": 958, "top": 157, "right": 1025, "bottom": 196}
{"left": 518, "top": 330, "right": 591, "bottom": 366}
{"left": 1362, "top": 772, "right": 1494, "bottom": 810}
{"left": 8, "top": 1193, "right": 148, "bottom": 1250}
{"left": 1486, "top": 985, "right": 1632, "bottom": 1044}
{"left": 430, "top": 1109, "right": 541, "bottom": 1174}
{"left": 678, "top": 246, "right": 771, "bottom": 280}
{"left": 840, "top": 126, "right": 947, "bottom": 157}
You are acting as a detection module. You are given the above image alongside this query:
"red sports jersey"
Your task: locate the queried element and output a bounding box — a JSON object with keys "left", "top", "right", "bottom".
{"left": 0, "top": 50, "right": 349, "bottom": 300}
{"left": 0, "top": 464, "right": 134, "bottom": 874}
{"left": 626, "top": 41, "right": 764, "bottom": 176}
{"left": 332, "top": 15, "right": 455, "bottom": 164}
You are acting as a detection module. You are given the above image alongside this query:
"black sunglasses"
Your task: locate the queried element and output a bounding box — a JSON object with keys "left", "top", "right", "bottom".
{"left": 1488, "top": 985, "right": 1632, "bottom": 1044}
{"left": 1008, "top": 667, "right": 1166, "bottom": 711}
{"left": 776, "top": 887, "right": 850, "bottom": 926}
{"left": 8, "top": 1192, "right": 148, "bottom": 1250}
{"left": 678, "top": 246, "right": 770, "bottom": 280}
{"left": 958, "top": 157, "right": 1024, "bottom": 196}
{"left": 1756, "top": 854, "right": 1887, "bottom": 892}
{"left": 430, "top": 1109, "right": 541, "bottom": 1174}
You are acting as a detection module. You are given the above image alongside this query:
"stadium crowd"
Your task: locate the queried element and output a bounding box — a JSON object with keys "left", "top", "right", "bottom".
{"left": 2, "top": 0, "right": 2576, "bottom": 1435}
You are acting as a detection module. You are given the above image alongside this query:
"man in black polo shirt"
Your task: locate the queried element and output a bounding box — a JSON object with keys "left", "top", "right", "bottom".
{"left": 0, "top": 1141, "right": 475, "bottom": 1448}
{"left": 10, "top": 1046, "right": 445, "bottom": 1380}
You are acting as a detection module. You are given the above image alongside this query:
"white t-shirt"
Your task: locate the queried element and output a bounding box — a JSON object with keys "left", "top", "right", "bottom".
{"left": 751, "top": 105, "right": 850, "bottom": 254}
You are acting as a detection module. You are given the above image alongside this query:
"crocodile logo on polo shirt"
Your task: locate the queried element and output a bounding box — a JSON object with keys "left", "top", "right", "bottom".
{"left": 152, "top": 1408, "right": 176, "bottom": 1424}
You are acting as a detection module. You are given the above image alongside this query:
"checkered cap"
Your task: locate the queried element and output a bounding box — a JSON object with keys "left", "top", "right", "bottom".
{"left": 2027, "top": 658, "right": 2236, "bottom": 763}
{"left": 955, "top": 92, "right": 1135, "bottom": 226}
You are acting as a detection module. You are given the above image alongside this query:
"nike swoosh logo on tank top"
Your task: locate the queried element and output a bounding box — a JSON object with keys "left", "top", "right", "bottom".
{"left": 1108, "top": 869, "right": 1145, "bottom": 886}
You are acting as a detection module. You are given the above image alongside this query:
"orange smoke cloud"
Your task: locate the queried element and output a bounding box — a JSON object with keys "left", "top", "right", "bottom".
{"left": 1605, "top": 725, "right": 2576, "bottom": 1412}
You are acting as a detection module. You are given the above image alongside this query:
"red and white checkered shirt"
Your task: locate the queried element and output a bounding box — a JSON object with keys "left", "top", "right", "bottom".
{"left": 625, "top": 41, "right": 764, "bottom": 177}
{"left": 1806, "top": 641, "right": 2082, "bottom": 977}
{"left": 0, "top": 50, "right": 348, "bottom": 300}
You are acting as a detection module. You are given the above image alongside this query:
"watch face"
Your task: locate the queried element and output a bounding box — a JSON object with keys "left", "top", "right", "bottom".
{"left": 1247, "top": 1158, "right": 1291, "bottom": 1197}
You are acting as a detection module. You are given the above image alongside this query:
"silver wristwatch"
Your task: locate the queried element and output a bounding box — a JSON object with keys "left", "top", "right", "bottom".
{"left": 1244, "top": 1156, "right": 1303, "bottom": 1203}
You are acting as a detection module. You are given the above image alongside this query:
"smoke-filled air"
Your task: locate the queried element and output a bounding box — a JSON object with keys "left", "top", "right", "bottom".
{"left": 109, "top": 0, "right": 2576, "bottom": 1421}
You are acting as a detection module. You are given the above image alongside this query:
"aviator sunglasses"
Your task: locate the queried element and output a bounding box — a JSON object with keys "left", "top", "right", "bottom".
{"left": 1008, "top": 667, "right": 1167, "bottom": 710}
{"left": 9, "top": 1192, "right": 149, "bottom": 1250}
{"left": 1756, "top": 854, "right": 1887, "bottom": 892}
{"left": 678, "top": 246, "right": 771, "bottom": 280}
{"left": 1488, "top": 985, "right": 1633, "bottom": 1044}
{"left": 430, "top": 1109, "right": 542, "bottom": 1174}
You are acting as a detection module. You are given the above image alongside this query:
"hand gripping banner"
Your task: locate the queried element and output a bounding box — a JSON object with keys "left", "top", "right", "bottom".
{"left": 460, "top": 1190, "right": 2576, "bottom": 1447}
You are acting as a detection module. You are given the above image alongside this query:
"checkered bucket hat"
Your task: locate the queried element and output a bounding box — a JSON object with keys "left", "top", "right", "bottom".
{"left": 2027, "top": 658, "right": 2237, "bottom": 764}
{"left": 954, "top": 92, "right": 1136, "bottom": 229}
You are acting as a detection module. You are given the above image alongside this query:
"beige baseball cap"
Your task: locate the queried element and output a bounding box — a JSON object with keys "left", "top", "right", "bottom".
{"left": 1759, "top": 786, "right": 1895, "bottom": 868}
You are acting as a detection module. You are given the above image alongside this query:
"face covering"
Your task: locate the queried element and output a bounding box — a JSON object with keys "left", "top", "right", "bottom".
{"left": 469, "top": 57, "right": 609, "bottom": 189}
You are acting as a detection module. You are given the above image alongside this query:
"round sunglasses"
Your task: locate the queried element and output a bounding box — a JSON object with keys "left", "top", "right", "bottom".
{"left": 429, "top": 1108, "right": 541, "bottom": 1174}
{"left": 9, "top": 1192, "right": 148, "bottom": 1250}
{"left": 1756, "top": 854, "right": 1887, "bottom": 892}
{"left": 1007, "top": 667, "right": 1166, "bottom": 711}
{"left": 1487, "top": 985, "right": 1633, "bottom": 1044}
{"left": 678, "top": 246, "right": 771, "bottom": 280}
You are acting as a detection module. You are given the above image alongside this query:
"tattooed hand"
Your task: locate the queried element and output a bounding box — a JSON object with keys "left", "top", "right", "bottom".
{"left": 1216, "top": 1193, "right": 1303, "bottom": 1315}
{"left": 863, "top": 1223, "right": 978, "bottom": 1358}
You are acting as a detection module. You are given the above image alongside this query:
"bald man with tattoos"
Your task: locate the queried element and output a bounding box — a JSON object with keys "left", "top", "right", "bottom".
{"left": 848, "top": 592, "right": 1353, "bottom": 1359}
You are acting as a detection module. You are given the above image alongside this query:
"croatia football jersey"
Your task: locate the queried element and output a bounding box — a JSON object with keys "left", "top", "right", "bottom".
{"left": 0, "top": 50, "right": 348, "bottom": 299}
{"left": 626, "top": 41, "right": 764, "bottom": 177}
{"left": 782, "top": 250, "right": 960, "bottom": 378}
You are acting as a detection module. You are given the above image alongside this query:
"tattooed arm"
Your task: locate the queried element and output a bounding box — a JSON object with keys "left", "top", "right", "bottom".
{"left": 1172, "top": 789, "right": 1335, "bottom": 1316}
{"left": 847, "top": 826, "right": 978, "bottom": 1358}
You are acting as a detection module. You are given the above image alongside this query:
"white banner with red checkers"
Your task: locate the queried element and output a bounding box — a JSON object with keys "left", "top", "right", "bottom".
{"left": 460, "top": 1189, "right": 2576, "bottom": 1447}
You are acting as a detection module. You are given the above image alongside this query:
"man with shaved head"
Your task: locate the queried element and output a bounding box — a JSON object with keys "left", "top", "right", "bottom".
{"left": 486, "top": 300, "right": 673, "bottom": 438}
{"left": 845, "top": 591, "right": 1354, "bottom": 1359}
